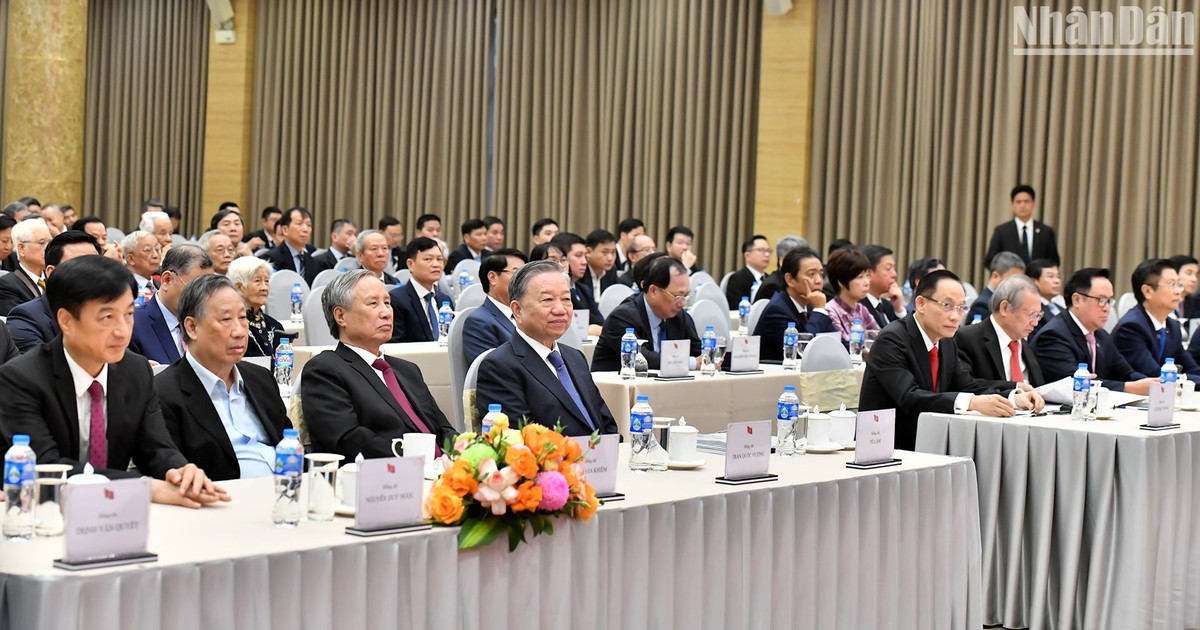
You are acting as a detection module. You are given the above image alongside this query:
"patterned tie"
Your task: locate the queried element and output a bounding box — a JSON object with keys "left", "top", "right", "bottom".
{"left": 35, "top": 277, "right": 45, "bottom": 294}
{"left": 929, "top": 345, "right": 939, "bottom": 391}
{"left": 547, "top": 350, "right": 596, "bottom": 430}
{"left": 1085, "top": 332, "right": 1097, "bottom": 371}
{"left": 1008, "top": 340, "right": 1023, "bottom": 383}
{"left": 371, "top": 358, "right": 440, "bottom": 456}
{"left": 87, "top": 381, "right": 107, "bottom": 469}
{"left": 425, "top": 293, "right": 439, "bottom": 339}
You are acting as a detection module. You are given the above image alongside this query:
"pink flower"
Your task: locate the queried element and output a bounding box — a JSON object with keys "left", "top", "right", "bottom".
{"left": 472, "top": 459, "right": 519, "bottom": 516}
{"left": 535, "top": 471, "right": 570, "bottom": 511}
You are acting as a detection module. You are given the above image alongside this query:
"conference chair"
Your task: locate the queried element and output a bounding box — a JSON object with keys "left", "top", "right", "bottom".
{"left": 745, "top": 299, "right": 769, "bottom": 337}
{"left": 598, "top": 284, "right": 635, "bottom": 318}
{"left": 559, "top": 319, "right": 585, "bottom": 350}
{"left": 311, "top": 248, "right": 328, "bottom": 260}
{"left": 456, "top": 284, "right": 486, "bottom": 311}
{"left": 694, "top": 282, "right": 730, "bottom": 312}
{"left": 394, "top": 269, "right": 412, "bottom": 286}
{"left": 1116, "top": 292, "right": 1137, "bottom": 319}
{"left": 301, "top": 286, "right": 336, "bottom": 346}
{"left": 689, "top": 271, "right": 716, "bottom": 293}
{"left": 447, "top": 306, "right": 479, "bottom": 431}
{"left": 962, "top": 282, "right": 979, "bottom": 305}
{"left": 719, "top": 271, "right": 735, "bottom": 293}
{"left": 452, "top": 259, "right": 482, "bottom": 284}
{"left": 266, "top": 270, "right": 309, "bottom": 322}
{"left": 311, "top": 268, "right": 339, "bottom": 290}
{"left": 802, "top": 334, "right": 853, "bottom": 371}
{"left": 334, "top": 257, "right": 360, "bottom": 272}
{"left": 106, "top": 227, "right": 126, "bottom": 245}
{"left": 689, "top": 298, "right": 731, "bottom": 341}
{"left": 463, "top": 348, "right": 496, "bottom": 432}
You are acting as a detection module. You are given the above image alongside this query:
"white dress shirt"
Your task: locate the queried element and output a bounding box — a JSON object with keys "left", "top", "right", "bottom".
{"left": 20, "top": 263, "right": 43, "bottom": 296}
{"left": 156, "top": 297, "right": 184, "bottom": 355}
{"left": 515, "top": 326, "right": 561, "bottom": 379}
{"left": 990, "top": 316, "right": 1027, "bottom": 382}
{"left": 344, "top": 343, "right": 389, "bottom": 388}
{"left": 788, "top": 295, "right": 828, "bottom": 318}
{"left": 411, "top": 281, "right": 438, "bottom": 334}
{"left": 866, "top": 293, "right": 908, "bottom": 320}
{"left": 63, "top": 347, "right": 108, "bottom": 458}
{"left": 487, "top": 295, "right": 515, "bottom": 325}
{"left": 913, "top": 318, "right": 973, "bottom": 413}
{"left": 185, "top": 353, "right": 274, "bottom": 478}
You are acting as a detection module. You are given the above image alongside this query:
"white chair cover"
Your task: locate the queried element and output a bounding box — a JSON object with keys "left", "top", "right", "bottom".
{"left": 801, "top": 334, "right": 853, "bottom": 371}
{"left": 311, "top": 268, "right": 339, "bottom": 289}
{"left": 302, "top": 286, "right": 335, "bottom": 346}
{"left": 597, "top": 284, "right": 635, "bottom": 318}
{"left": 456, "top": 284, "right": 486, "bottom": 311}
{"left": 447, "top": 305, "right": 479, "bottom": 431}
{"left": 266, "top": 270, "right": 309, "bottom": 322}
{"left": 689, "top": 298, "right": 732, "bottom": 341}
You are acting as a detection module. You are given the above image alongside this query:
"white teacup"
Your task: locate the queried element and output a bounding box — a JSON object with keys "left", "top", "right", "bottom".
{"left": 391, "top": 433, "right": 438, "bottom": 475}
{"left": 1093, "top": 386, "right": 1112, "bottom": 416}
{"left": 1180, "top": 380, "right": 1197, "bottom": 409}
{"left": 336, "top": 463, "right": 358, "bottom": 507}
{"left": 806, "top": 412, "right": 833, "bottom": 447}
{"left": 667, "top": 424, "right": 699, "bottom": 462}
{"left": 829, "top": 409, "right": 856, "bottom": 446}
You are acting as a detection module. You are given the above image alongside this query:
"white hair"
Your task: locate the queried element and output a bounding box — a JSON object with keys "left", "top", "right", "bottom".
{"left": 197, "top": 229, "right": 228, "bottom": 249}
{"left": 139, "top": 210, "right": 170, "bottom": 232}
{"left": 227, "top": 255, "right": 272, "bottom": 288}
{"left": 11, "top": 218, "right": 48, "bottom": 246}
{"left": 121, "top": 230, "right": 155, "bottom": 255}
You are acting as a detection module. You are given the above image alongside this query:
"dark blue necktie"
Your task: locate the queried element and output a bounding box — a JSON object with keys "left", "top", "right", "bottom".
{"left": 1158, "top": 327, "right": 1168, "bottom": 361}
{"left": 547, "top": 349, "right": 595, "bottom": 430}
{"left": 425, "top": 293, "right": 439, "bottom": 339}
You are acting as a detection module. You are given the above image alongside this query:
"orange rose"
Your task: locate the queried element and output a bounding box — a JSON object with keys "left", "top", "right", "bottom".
{"left": 443, "top": 459, "right": 479, "bottom": 497}
{"left": 504, "top": 444, "right": 539, "bottom": 479}
{"left": 521, "top": 424, "right": 567, "bottom": 460}
{"left": 427, "top": 486, "right": 465, "bottom": 524}
{"left": 574, "top": 484, "right": 599, "bottom": 522}
{"left": 564, "top": 437, "right": 583, "bottom": 463}
{"left": 511, "top": 480, "right": 543, "bottom": 513}
{"left": 559, "top": 461, "right": 580, "bottom": 496}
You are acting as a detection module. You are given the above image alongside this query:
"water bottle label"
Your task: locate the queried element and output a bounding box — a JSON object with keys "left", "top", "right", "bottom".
{"left": 703, "top": 336, "right": 716, "bottom": 351}
{"left": 739, "top": 304, "right": 750, "bottom": 317}
{"left": 630, "top": 412, "right": 652, "bottom": 434}
{"left": 850, "top": 331, "right": 864, "bottom": 344}
{"left": 1162, "top": 371, "right": 1178, "bottom": 383}
{"left": 4, "top": 460, "right": 33, "bottom": 485}
{"left": 621, "top": 339, "right": 636, "bottom": 354}
{"left": 276, "top": 353, "right": 293, "bottom": 370}
{"left": 783, "top": 333, "right": 798, "bottom": 347}
{"left": 777, "top": 402, "right": 799, "bottom": 421}
{"left": 440, "top": 312, "right": 454, "bottom": 326}
{"left": 1072, "top": 376, "right": 1091, "bottom": 392}
{"left": 275, "top": 451, "right": 302, "bottom": 476}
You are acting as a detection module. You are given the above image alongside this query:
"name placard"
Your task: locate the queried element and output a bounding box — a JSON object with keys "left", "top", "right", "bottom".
{"left": 1147, "top": 381, "right": 1177, "bottom": 427}
{"left": 62, "top": 477, "right": 152, "bottom": 565}
{"left": 659, "top": 340, "right": 690, "bottom": 378}
{"left": 354, "top": 457, "right": 423, "bottom": 531}
{"left": 730, "top": 335, "right": 761, "bottom": 372}
{"left": 723, "top": 420, "right": 772, "bottom": 480}
{"left": 572, "top": 310, "right": 590, "bottom": 341}
{"left": 572, "top": 434, "right": 619, "bottom": 497}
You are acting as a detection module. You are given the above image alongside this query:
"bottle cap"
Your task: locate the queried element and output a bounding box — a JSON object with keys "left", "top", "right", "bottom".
{"left": 625, "top": 328, "right": 634, "bottom": 334}
{"left": 11, "top": 434, "right": 29, "bottom": 446}
{"left": 279, "top": 338, "right": 290, "bottom": 344}
{"left": 283, "top": 429, "right": 299, "bottom": 438}
{"left": 742, "top": 296, "right": 749, "bottom": 301}
{"left": 787, "top": 322, "right": 795, "bottom": 328}
{"left": 293, "top": 282, "right": 301, "bottom": 288}
{"left": 705, "top": 325, "right": 714, "bottom": 331}
{"left": 783, "top": 385, "right": 795, "bottom": 392}
{"left": 1078, "top": 363, "right": 1088, "bottom": 369}
{"left": 1166, "top": 357, "right": 1176, "bottom": 364}
{"left": 853, "top": 319, "right": 862, "bottom": 325}
{"left": 488, "top": 404, "right": 501, "bottom": 412}
{"left": 442, "top": 301, "right": 450, "bottom": 307}
{"left": 636, "top": 395, "right": 649, "bottom": 403}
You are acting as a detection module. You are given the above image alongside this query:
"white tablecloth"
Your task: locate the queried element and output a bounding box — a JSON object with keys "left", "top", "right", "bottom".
{"left": 0, "top": 448, "right": 981, "bottom": 630}
{"left": 915, "top": 408, "right": 1200, "bottom": 630}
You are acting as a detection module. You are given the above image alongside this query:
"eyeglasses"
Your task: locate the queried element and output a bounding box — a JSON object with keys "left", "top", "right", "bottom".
{"left": 1077, "top": 293, "right": 1114, "bottom": 308}
{"left": 1151, "top": 282, "right": 1185, "bottom": 291}
{"left": 20, "top": 239, "right": 49, "bottom": 248}
{"left": 1010, "top": 306, "right": 1043, "bottom": 321}
{"left": 922, "top": 297, "right": 970, "bottom": 315}
{"left": 748, "top": 247, "right": 771, "bottom": 254}
{"left": 660, "top": 287, "right": 690, "bottom": 304}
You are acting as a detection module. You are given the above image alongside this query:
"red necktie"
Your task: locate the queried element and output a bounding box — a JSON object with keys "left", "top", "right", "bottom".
{"left": 929, "top": 346, "right": 939, "bottom": 391}
{"left": 372, "top": 358, "right": 440, "bottom": 456}
{"left": 1008, "top": 340, "right": 1023, "bottom": 383}
{"left": 87, "top": 381, "right": 107, "bottom": 469}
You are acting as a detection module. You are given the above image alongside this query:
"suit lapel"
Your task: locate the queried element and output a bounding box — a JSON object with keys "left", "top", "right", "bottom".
{"left": 335, "top": 344, "right": 407, "bottom": 420}
{"left": 511, "top": 334, "right": 586, "bottom": 425}
{"left": 980, "top": 323, "right": 1005, "bottom": 378}
{"left": 49, "top": 342, "right": 82, "bottom": 457}
{"left": 484, "top": 299, "right": 516, "bottom": 335}
{"left": 147, "top": 298, "right": 180, "bottom": 361}
{"left": 15, "top": 268, "right": 36, "bottom": 298}
{"left": 904, "top": 318, "right": 936, "bottom": 390}
{"left": 404, "top": 283, "right": 433, "bottom": 341}
{"left": 179, "top": 359, "right": 239, "bottom": 464}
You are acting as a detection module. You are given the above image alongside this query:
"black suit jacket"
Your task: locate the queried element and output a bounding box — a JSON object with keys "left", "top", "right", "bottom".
{"left": 967, "top": 287, "right": 993, "bottom": 323}
{"left": 592, "top": 294, "right": 702, "bottom": 372}
{"left": 724, "top": 267, "right": 760, "bottom": 309}
{"left": 263, "top": 243, "right": 320, "bottom": 286}
{"left": 953, "top": 317, "right": 1043, "bottom": 387}
{"left": 311, "top": 249, "right": 353, "bottom": 274}
{"left": 301, "top": 343, "right": 457, "bottom": 460}
{"left": 752, "top": 291, "right": 835, "bottom": 362}
{"left": 863, "top": 297, "right": 902, "bottom": 328}
{"left": 0, "top": 267, "right": 38, "bottom": 316}
{"left": 859, "top": 316, "right": 1011, "bottom": 451}
{"left": 447, "top": 244, "right": 492, "bottom": 271}
{"left": 1032, "top": 310, "right": 1147, "bottom": 391}
{"left": 753, "top": 269, "right": 785, "bottom": 303}
{"left": 582, "top": 266, "right": 620, "bottom": 300}
{"left": 572, "top": 280, "right": 604, "bottom": 326}
{"left": 243, "top": 230, "right": 274, "bottom": 247}
{"left": 476, "top": 333, "right": 618, "bottom": 437}
{"left": 155, "top": 358, "right": 290, "bottom": 481}
{"left": 388, "top": 282, "right": 455, "bottom": 343}
{"left": 984, "top": 219, "right": 1060, "bottom": 267}
{"left": 0, "top": 252, "right": 18, "bottom": 272}
{"left": 0, "top": 338, "right": 186, "bottom": 478}
{"left": 7, "top": 295, "right": 57, "bottom": 354}
{"left": 1113, "top": 305, "right": 1200, "bottom": 379}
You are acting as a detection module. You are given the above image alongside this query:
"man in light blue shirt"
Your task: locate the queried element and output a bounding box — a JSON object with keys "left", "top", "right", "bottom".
{"left": 155, "top": 275, "right": 292, "bottom": 481}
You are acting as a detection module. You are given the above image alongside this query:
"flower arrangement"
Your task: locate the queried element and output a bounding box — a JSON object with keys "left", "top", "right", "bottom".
{"left": 425, "top": 413, "right": 602, "bottom": 551}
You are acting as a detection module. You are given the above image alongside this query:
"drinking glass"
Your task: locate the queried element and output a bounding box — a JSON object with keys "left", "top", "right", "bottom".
{"left": 305, "top": 453, "right": 344, "bottom": 521}
{"left": 863, "top": 330, "right": 880, "bottom": 359}
{"left": 713, "top": 336, "right": 727, "bottom": 372}
{"left": 798, "top": 333, "right": 815, "bottom": 357}
{"left": 34, "top": 464, "right": 71, "bottom": 537}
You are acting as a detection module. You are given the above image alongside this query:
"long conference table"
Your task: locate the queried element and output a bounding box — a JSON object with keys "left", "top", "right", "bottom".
{"left": 0, "top": 447, "right": 982, "bottom": 630}
{"left": 915, "top": 407, "right": 1200, "bottom": 630}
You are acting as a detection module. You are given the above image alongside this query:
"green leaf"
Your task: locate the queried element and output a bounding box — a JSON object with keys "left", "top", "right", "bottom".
{"left": 458, "top": 516, "right": 506, "bottom": 550}
{"left": 542, "top": 517, "right": 554, "bottom": 536}
{"left": 506, "top": 519, "right": 527, "bottom": 552}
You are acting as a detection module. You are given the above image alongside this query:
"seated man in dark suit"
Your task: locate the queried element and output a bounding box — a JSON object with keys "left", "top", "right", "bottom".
{"left": 552, "top": 232, "right": 603, "bottom": 331}
{"left": 243, "top": 205, "right": 281, "bottom": 251}
{"left": 475, "top": 261, "right": 619, "bottom": 436}
{"left": 302, "top": 270, "right": 456, "bottom": 460}
{"left": 614, "top": 217, "right": 645, "bottom": 273}
{"left": 861, "top": 244, "right": 908, "bottom": 328}
{"left": 261, "top": 206, "right": 319, "bottom": 286}
{"left": 967, "top": 252, "right": 1026, "bottom": 322}
{"left": 752, "top": 235, "right": 809, "bottom": 304}
{"left": 0, "top": 256, "right": 228, "bottom": 508}
{"left": 311, "top": 218, "right": 357, "bottom": 273}
{"left": 156, "top": 275, "right": 291, "bottom": 481}
{"left": 983, "top": 184, "right": 1060, "bottom": 267}
{"left": 1112, "top": 258, "right": 1200, "bottom": 379}
{"left": 614, "top": 234, "right": 657, "bottom": 288}
{"left": 665, "top": 225, "right": 703, "bottom": 275}
{"left": 1025, "top": 258, "right": 1064, "bottom": 333}
{"left": 725, "top": 235, "right": 771, "bottom": 308}
{"left": 130, "top": 245, "right": 214, "bottom": 364}
{"left": 377, "top": 216, "right": 406, "bottom": 272}
{"left": 859, "top": 270, "right": 1043, "bottom": 451}
{"left": 954, "top": 275, "right": 1046, "bottom": 386}
{"left": 462, "top": 248, "right": 527, "bottom": 367}
{"left": 355, "top": 229, "right": 400, "bottom": 285}
{"left": 1168, "top": 255, "right": 1200, "bottom": 340}
{"left": 593, "top": 256, "right": 702, "bottom": 372}
{"left": 388, "top": 237, "right": 454, "bottom": 343}
{"left": 9, "top": 230, "right": 103, "bottom": 353}
{"left": 582, "top": 229, "right": 620, "bottom": 301}
{"left": 446, "top": 218, "right": 492, "bottom": 270}
{"left": 1032, "top": 267, "right": 1156, "bottom": 395}
{"left": 752, "top": 247, "right": 836, "bottom": 362}
{"left": 0, "top": 218, "right": 50, "bottom": 316}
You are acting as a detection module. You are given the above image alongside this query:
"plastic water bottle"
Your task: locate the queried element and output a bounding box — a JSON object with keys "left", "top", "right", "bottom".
{"left": 290, "top": 282, "right": 303, "bottom": 323}
{"left": 619, "top": 328, "right": 638, "bottom": 380}
{"left": 1161, "top": 357, "right": 1179, "bottom": 384}
{"left": 274, "top": 337, "right": 294, "bottom": 400}
{"left": 481, "top": 404, "right": 502, "bottom": 434}
{"left": 782, "top": 322, "right": 800, "bottom": 370}
{"left": 3, "top": 435, "right": 36, "bottom": 540}
{"left": 457, "top": 271, "right": 470, "bottom": 298}
{"left": 1071, "top": 363, "right": 1092, "bottom": 421}
{"left": 272, "top": 429, "right": 303, "bottom": 527}
{"left": 438, "top": 301, "right": 453, "bottom": 346}
{"left": 848, "top": 318, "right": 865, "bottom": 358}
{"left": 629, "top": 395, "right": 653, "bottom": 472}
{"left": 737, "top": 296, "right": 751, "bottom": 335}
{"left": 776, "top": 386, "right": 800, "bottom": 457}
{"left": 700, "top": 325, "right": 717, "bottom": 376}
{"left": 971, "top": 314, "right": 982, "bottom": 325}
{"left": 902, "top": 279, "right": 912, "bottom": 302}
{"left": 750, "top": 280, "right": 761, "bottom": 301}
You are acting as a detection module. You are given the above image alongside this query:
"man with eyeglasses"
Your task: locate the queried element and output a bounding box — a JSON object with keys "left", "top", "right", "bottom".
{"left": 0, "top": 218, "right": 51, "bottom": 316}
{"left": 121, "top": 230, "right": 162, "bottom": 295}
{"left": 725, "top": 235, "right": 771, "bottom": 307}
{"left": 615, "top": 234, "right": 656, "bottom": 288}
{"left": 592, "top": 256, "right": 702, "bottom": 372}
{"left": 967, "top": 252, "right": 1026, "bottom": 322}
{"left": 1112, "top": 258, "right": 1200, "bottom": 380}
{"left": 753, "top": 247, "right": 835, "bottom": 362}
{"left": 954, "top": 275, "right": 1047, "bottom": 386}
{"left": 462, "top": 248, "right": 528, "bottom": 368}
{"left": 860, "top": 270, "right": 1042, "bottom": 451}
{"left": 1032, "top": 268, "right": 1156, "bottom": 395}
{"left": 198, "top": 230, "right": 235, "bottom": 276}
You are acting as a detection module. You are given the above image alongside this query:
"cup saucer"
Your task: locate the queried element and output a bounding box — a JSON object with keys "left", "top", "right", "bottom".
{"left": 666, "top": 459, "right": 705, "bottom": 470}
{"left": 1094, "top": 411, "right": 1117, "bottom": 420}
{"left": 805, "top": 443, "right": 842, "bottom": 454}
{"left": 335, "top": 503, "right": 356, "bottom": 517}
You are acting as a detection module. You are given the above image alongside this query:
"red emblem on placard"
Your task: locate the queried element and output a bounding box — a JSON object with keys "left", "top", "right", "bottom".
{"left": 874, "top": 414, "right": 879, "bottom": 423}
{"left": 104, "top": 489, "right": 114, "bottom": 500}
{"left": 747, "top": 425, "right": 754, "bottom": 435}
{"left": 386, "top": 463, "right": 395, "bottom": 474}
